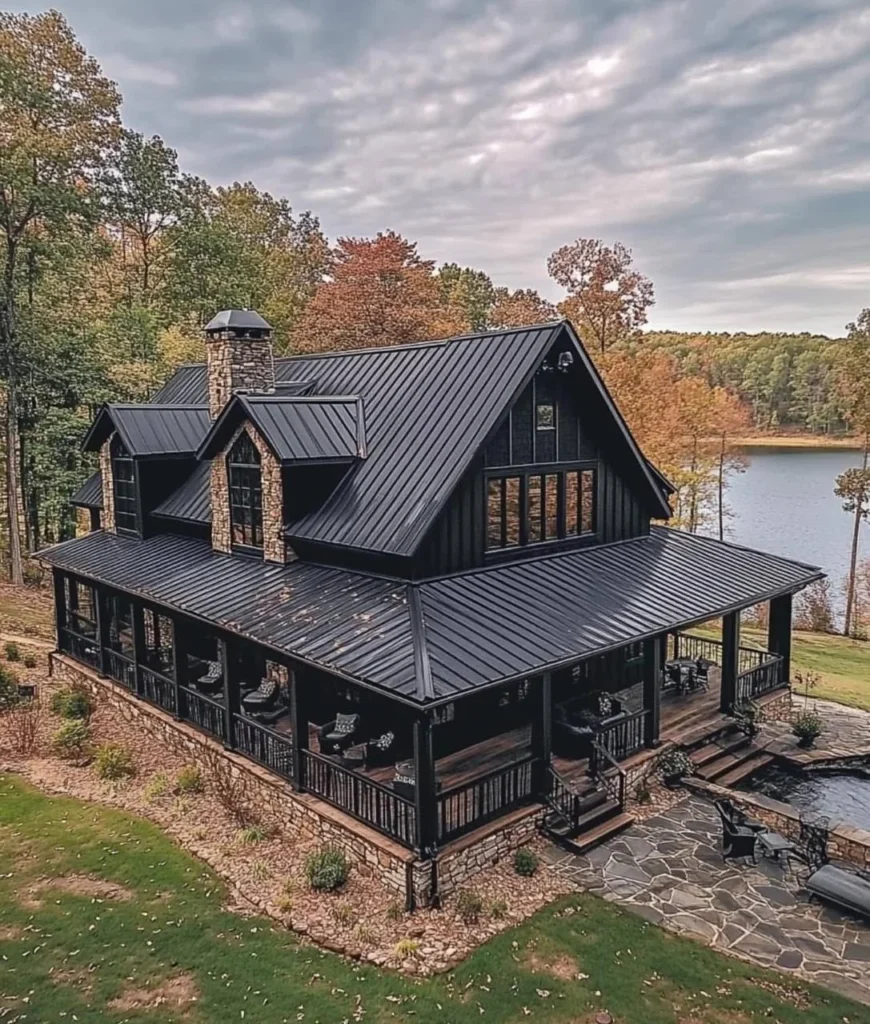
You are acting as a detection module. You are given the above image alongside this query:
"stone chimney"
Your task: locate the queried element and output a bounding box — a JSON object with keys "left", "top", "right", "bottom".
{"left": 204, "top": 309, "right": 275, "bottom": 418}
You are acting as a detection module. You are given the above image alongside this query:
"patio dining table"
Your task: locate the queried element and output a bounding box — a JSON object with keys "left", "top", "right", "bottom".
{"left": 664, "top": 656, "right": 715, "bottom": 694}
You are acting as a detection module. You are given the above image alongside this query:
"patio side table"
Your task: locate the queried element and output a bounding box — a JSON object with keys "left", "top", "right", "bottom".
{"left": 758, "top": 831, "right": 796, "bottom": 866}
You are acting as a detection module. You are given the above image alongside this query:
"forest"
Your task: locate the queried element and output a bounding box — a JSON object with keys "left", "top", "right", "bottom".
{"left": 1, "top": 11, "right": 869, "bottom": 635}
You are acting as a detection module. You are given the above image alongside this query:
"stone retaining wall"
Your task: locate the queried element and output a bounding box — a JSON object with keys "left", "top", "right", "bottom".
{"left": 687, "top": 776, "right": 870, "bottom": 872}
{"left": 755, "top": 688, "right": 794, "bottom": 724}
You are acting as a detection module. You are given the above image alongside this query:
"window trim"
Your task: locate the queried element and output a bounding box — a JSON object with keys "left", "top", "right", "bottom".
{"left": 227, "top": 432, "right": 264, "bottom": 554}
{"left": 111, "top": 435, "right": 139, "bottom": 536}
{"left": 484, "top": 461, "right": 599, "bottom": 555}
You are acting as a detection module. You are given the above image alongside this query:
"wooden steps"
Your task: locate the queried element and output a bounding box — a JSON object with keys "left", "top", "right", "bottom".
{"left": 690, "top": 732, "right": 751, "bottom": 770}
{"left": 692, "top": 734, "right": 769, "bottom": 784}
{"left": 715, "top": 750, "right": 774, "bottom": 788}
{"left": 562, "top": 811, "right": 635, "bottom": 855}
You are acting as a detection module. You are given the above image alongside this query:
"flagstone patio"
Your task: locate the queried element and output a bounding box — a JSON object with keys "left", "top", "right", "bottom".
{"left": 544, "top": 795, "right": 870, "bottom": 1006}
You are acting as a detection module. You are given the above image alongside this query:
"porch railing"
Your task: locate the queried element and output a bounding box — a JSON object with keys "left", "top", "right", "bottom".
{"left": 674, "top": 631, "right": 774, "bottom": 675}
{"left": 178, "top": 686, "right": 227, "bottom": 742}
{"left": 588, "top": 739, "right": 626, "bottom": 811}
{"left": 301, "top": 748, "right": 417, "bottom": 847}
{"left": 737, "top": 654, "right": 785, "bottom": 705}
{"left": 436, "top": 755, "right": 536, "bottom": 845}
{"left": 234, "top": 714, "right": 294, "bottom": 782}
{"left": 104, "top": 649, "right": 136, "bottom": 691}
{"left": 597, "top": 709, "right": 647, "bottom": 762}
{"left": 59, "top": 628, "right": 101, "bottom": 671}
{"left": 141, "top": 666, "right": 177, "bottom": 714}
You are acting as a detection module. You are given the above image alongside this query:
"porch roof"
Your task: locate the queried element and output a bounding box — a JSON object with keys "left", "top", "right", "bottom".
{"left": 39, "top": 527, "right": 822, "bottom": 705}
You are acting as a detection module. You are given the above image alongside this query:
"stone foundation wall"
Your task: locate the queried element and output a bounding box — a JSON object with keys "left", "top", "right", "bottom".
{"left": 755, "top": 688, "right": 794, "bottom": 724}
{"left": 99, "top": 440, "right": 115, "bottom": 532}
{"left": 688, "top": 777, "right": 870, "bottom": 872}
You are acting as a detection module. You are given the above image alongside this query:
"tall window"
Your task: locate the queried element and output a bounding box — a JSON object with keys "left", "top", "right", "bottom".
{"left": 228, "top": 433, "right": 263, "bottom": 551}
{"left": 486, "top": 466, "right": 597, "bottom": 551}
{"left": 111, "top": 436, "right": 138, "bottom": 534}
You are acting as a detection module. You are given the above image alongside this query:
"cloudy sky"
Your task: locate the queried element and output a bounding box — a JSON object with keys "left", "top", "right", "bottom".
{"left": 24, "top": 0, "right": 870, "bottom": 334}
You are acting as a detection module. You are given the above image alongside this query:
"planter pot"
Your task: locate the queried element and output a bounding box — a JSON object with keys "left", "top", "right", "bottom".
{"left": 664, "top": 774, "right": 684, "bottom": 789}
{"left": 796, "top": 735, "right": 817, "bottom": 749}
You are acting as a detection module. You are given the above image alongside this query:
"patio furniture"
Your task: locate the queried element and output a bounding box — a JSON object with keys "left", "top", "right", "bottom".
{"left": 690, "top": 659, "right": 711, "bottom": 691}
{"left": 796, "top": 812, "right": 830, "bottom": 872}
{"left": 193, "top": 659, "right": 223, "bottom": 694}
{"left": 242, "top": 676, "right": 279, "bottom": 712}
{"left": 340, "top": 744, "right": 367, "bottom": 770}
{"left": 714, "top": 799, "right": 766, "bottom": 834}
{"left": 393, "top": 760, "right": 416, "bottom": 799}
{"left": 805, "top": 864, "right": 870, "bottom": 922}
{"left": 318, "top": 712, "right": 361, "bottom": 756}
{"left": 758, "top": 830, "right": 796, "bottom": 866}
{"left": 366, "top": 730, "right": 397, "bottom": 767}
{"left": 553, "top": 694, "right": 624, "bottom": 758}
{"left": 721, "top": 819, "right": 758, "bottom": 862}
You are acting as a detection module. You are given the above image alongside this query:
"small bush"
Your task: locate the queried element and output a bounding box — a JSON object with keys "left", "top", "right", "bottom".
{"left": 23, "top": 655, "right": 38, "bottom": 669}
{"left": 94, "top": 743, "right": 136, "bottom": 781}
{"left": 174, "top": 765, "right": 204, "bottom": 794}
{"left": 354, "top": 922, "right": 377, "bottom": 944}
{"left": 490, "top": 899, "right": 508, "bottom": 920}
{"left": 251, "top": 860, "right": 271, "bottom": 882}
{"left": 792, "top": 710, "right": 823, "bottom": 745}
{"left": 304, "top": 847, "right": 349, "bottom": 892}
{"left": 393, "top": 938, "right": 420, "bottom": 962}
{"left": 236, "top": 824, "right": 269, "bottom": 845}
{"left": 331, "top": 901, "right": 355, "bottom": 925}
{"left": 513, "top": 847, "right": 539, "bottom": 877}
{"left": 49, "top": 686, "right": 94, "bottom": 721}
{"left": 4, "top": 642, "right": 21, "bottom": 662}
{"left": 455, "top": 889, "right": 483, "bottom": 924}
{"left": 52, "top": 718, "right": 91, "bottom": 759}
{"left": 656, "top": 748, "right": 693, "bottom": 781}
{"left": 144, "top": 773, "right": 169, "bottom": 802}
{"left": 277, "top": 893, "right": 294, "bottom": 913}
{"left": 1, "top": 697, "right": 41, "bottom": 755}
{"left": 385, "top": 901, "right": 404, "bottom": 922}
{"left": 634, "top": 780, "right": 652, "bottom": 805}
{"left": 0, "top": 665, "right": 21, "bottom": 711}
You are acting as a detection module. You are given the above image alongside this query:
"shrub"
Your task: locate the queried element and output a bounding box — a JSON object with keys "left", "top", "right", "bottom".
{"left": 0, "top": 665, "right": 21, "bottom": 711}
{"left": 1, "top": 697, "right": 41, "bottom": 755}
{"left": 331, "top": 901, "right": 354, "bottom": 925}
{"left": 251, "top": 860, "right": 271, "bottom": 882}
{"left": 4, "top": 642, "right": 21, "bottom": 662}
{"left": 23, "top": 655, "right": 37, "bottom": 669}
{"left": 304, "top": 847, "right": 349, "bottom": 892}
{"left": 174, "top": 765, "right": 204, "bottom": 794}
{"left": 385, "top": 901, "right": 404, "bottom": 922}
{"left": 455, "top": 889, "right": 483, "bottom": 924}
{"left": 52, "top": 718, "right": 91, "bottom": 759}
{"left": 792, "top": 710, "right": 823, "bottom": 745}
{"left": 513, "top": 847, "right": 539, "bottom": 877}
{"left": 393, "top": 938, "right": 420, "bottom": 962}
{"left": 235, "top": 824, "right": 269, "bottom": 845}
{"left": 634, "top": 780, "right": 652, "bottom": 804}
{"left": 49, "top": 686, "right": 94, "bottom": 721}
{"left": 144, "top": 773, "right": 169, "bottom": 802}
{"left": 656, "top": 748, "right": 693, "bottom": 781}
{"left": 94, "top": 743, "right": 136, "bottom": 781}
{"left": 490, "top": 899, "right": 508, "bottom": 920}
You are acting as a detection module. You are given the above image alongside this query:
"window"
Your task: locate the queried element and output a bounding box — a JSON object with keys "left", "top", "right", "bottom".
{"left": 485, "top": 466, "right": 598, "bottom": 551}
{"left": 228, "top": 432, "right": 263, "bottom": 551}
{"left": 536, "top": 403, "right": 555, "bottom": 430}
{"left": 111, "top": 436, "right": 138, "bottom": 534}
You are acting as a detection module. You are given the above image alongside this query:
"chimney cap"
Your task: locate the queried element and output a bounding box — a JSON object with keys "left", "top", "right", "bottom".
{"left": 205, "top": 309, "right": 272, "bottom": 333}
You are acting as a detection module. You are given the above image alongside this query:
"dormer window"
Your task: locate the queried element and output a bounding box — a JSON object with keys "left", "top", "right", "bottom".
{"left": 111, "top": 436, "right": 138, "bottom": 535}
{"left": 228, "top": 433, "right": 263, "bottom": 552}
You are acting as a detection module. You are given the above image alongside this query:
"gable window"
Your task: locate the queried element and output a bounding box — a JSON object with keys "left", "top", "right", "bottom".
{"left": 111, "top": 436, "right": 138, "bottom": 534}
{"left": 486, "top": 465, "right": 597, "bottom": 551}
{"left": 536, "top": 403, "right": 555, "bottom": 431}
{"left": 228, "top": 432, "right": 263, "bottom": 552}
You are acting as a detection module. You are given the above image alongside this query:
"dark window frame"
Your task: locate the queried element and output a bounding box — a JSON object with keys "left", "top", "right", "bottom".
{"left": 228, "top": 432, "right": 264, "bottom": 555}
{"left": 485, "top": 461, "right": 598, "bottom": 553}
{"left": 111, "top": 435, "right": 139, "bottom": 536}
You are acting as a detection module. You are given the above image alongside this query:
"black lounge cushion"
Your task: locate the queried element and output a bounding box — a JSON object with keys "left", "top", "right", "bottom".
{"left": 195, "top": 659, "right": 223, "bottom": 693}
{"left": 806, "top": 865, "right": 870, "bottom": 920}
{"left": 243, "top": 676, "right": 278, "bottom": 709}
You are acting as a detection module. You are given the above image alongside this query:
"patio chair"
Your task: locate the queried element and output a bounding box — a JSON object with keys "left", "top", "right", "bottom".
{"left": 692, "top": 660, "right": 710, "bottom": 691}
{"left": 796, "top": 813, "right": 830, "bottom": 873}
{"left": 715, "top": 799, "right": 766, "bottom": 834}
{"left": 194, "top": 659, "right": 223, "bottom": 694}
{"left": 318, "top": 712, "right": 361, "bottom": 756}
{"left": 242, "top": 676, "right": 279, "bottom": 712}
{"left": 392, "top": 760, "right": 416, "bottom": 799}
{"left": 721, "top": 819, "right": 758, "bottom": 863}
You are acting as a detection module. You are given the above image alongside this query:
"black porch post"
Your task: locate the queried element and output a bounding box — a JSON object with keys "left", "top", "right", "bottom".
{"left": 52, "top": 569, "right": 66, "bottom": 651}
{"left": 171, "top": 617, "right": 188, "bottom": 721}
{"left": 642, "top": 637, "right": 661, "bottom": 747}
{"left": 219, "top": 637, "right": 238, "bottom": 748}
{"left": 720, "top": 611, "right": 740, "bottom": 712}
{"left": 768, "top": 593, "right": 792, "bottom": 684}
{"left": 94, "top": 587, "right": 109, "bottom": 677}
{"left": 130, "top": 602, "right": 146, "bottom": 696}
{"left": 413, "top": 713, "right": 437, "bottom": 858}
{"left": 289, "top": 667, "right": 310, "bottom": 791}
{"left": 531, "top": 672, "right": 553, "bottom": 797}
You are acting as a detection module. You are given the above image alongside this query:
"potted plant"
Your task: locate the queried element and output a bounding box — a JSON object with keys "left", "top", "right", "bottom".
{"left": 792, "top": 709, "right": 823, "bottom": 748}
{"left": 734, "top": 700, "right": 760, "bottom": 738}
{"left": 656, "top": 748, "right": 693, "bottom": 788}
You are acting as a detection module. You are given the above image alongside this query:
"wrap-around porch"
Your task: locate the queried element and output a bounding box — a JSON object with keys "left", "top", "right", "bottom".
{"left": 53, "top": 566, "right": 794, "bottom": 857}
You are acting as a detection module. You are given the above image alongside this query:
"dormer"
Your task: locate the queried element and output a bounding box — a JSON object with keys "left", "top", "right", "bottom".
{"left": 197, "top": 393, "right": 366, "bottom": 563}
{"left": 82, "top": 404, "right": 210, "bottom": 538}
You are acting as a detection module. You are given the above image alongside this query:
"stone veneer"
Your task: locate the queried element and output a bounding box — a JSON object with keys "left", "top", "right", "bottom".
{"left": 210, "top": 422, "right": 288, "bottom": 564}
{"left": 51, "top": 654, "right": 540, "bottom": 907}
{"left": 206, "top": 332, "right": 275, "bottom": 418}
{"left": 98, "top": 438, "right": 116, "bottom": 531}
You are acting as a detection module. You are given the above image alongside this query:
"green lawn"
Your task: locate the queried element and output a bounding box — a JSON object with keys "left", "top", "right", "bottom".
{"left": 1, "top": 775, "right": 868, "bottom": 1023}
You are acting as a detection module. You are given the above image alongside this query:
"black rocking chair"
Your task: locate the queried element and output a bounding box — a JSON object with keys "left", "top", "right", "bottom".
{"left": 715, "top": 799, "right": 766, "bottom": 834}
{"left": 722, "top": 819, "right": 758, "bottom": 862}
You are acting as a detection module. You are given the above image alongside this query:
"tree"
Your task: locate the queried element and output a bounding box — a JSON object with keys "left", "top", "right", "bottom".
{"left": 547, "top": 239, "right": 654, "bottom": 352}
{"left": 794, "top": 579, "right": 835, "bottom": 634}
{"left": 835, "top": 310, "right": 870, "bottom": 636}
{"left": 437, "top": 264, "right": 494, "bottom": 332}
{"left": 709, "top": 389, "right": 750, "bottom": 540}
{"left": 293, "top": 231, "right": 452, "bottom": 352}
{"left": 489, "top": 287, "right": 556, "bottom": 329}
{"left": 0, "top": 11, "right": 120, "bottom": 581}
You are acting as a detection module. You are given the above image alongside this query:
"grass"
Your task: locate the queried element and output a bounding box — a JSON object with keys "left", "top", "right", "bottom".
{"left": 2, "top": 774, "right": 869, "bottom": 1023}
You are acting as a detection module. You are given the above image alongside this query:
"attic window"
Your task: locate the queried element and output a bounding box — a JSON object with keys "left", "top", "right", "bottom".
{"left": 228, "top": 433, "right": 263, "bottom": 552}
{"left": 536, "top": 403, "right": 555, "bottom": 431}
{"left": 111, "top": 436, "right": 138, "bottom": 535}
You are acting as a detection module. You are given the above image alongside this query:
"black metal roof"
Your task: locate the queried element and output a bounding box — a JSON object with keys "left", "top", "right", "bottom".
{"left": 71, "top": 470, "right": 103, "bottom": 509}
{"left": 197, "top": 394, "right": 366, "bottom": 464}
{"left": 151, "top": 461, "right": 211, "bottom": 522}
{"left": 205, "top": 309, "right": 272, "bottom": 332}
{"left": 39, "top": 526, "right": 821, "bottom": 704}
{"left": 82, "top": 404, "right": 211, "bottom": 458}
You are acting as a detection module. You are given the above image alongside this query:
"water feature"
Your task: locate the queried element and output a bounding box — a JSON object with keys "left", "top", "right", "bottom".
{"left": 741, "top": 761, "right": 870, "bottom": 832}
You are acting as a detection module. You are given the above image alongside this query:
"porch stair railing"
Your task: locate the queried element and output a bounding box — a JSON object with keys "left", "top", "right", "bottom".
{"left": 596, "top": 708, "right": 648, "bottom": 762}
{"left": 589, "top": 739, "right": 627, "bottom": 812}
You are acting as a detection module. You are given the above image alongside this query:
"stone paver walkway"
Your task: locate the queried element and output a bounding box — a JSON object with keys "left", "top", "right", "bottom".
{"left": 545, "top": 796, "right": 870, "bottom": 1005}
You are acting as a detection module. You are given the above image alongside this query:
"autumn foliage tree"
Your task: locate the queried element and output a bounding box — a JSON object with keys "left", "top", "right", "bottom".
{"left": 548, "top": 239, "right": 654, "bottom": 352}
{"left": 489, "top": 288, "right": 557, "bottom": 329}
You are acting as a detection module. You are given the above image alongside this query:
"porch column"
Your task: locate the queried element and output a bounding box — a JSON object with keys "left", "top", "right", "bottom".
{"left": 131, "top": 602, "right": 146, "bottom": 696}
{"left": 289, "top": 667, "right": 311, "bottom": 791}
{"left": 768, "top": 593, "right": 792, "bottom": 684}
{"left": 531, "top": 672, "right": 553, "bottom": 797}
{"left": 171, "top": 617, "right": 188, "bottom": 721}
{"left": 52, "top": 569, "right": 67, "bottom": 650}
{"left": 219, "top": 637, "right": 239, "bottom": 749}
{"left": 413, "top": 713, "right": 438, "bottom": 858}
{"left": 94, "top": 588, "right": 110, "bottom": 677}
{"left": 642, "top": 637, "right": 662, "bottom": 747}
{"left": 720, "top": 611, "right": 740, "bottom": 712}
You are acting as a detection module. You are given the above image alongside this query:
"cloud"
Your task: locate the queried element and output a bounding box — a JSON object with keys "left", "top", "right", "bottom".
{"left": 23, "top": 0, "right": 870, "bottom": 334}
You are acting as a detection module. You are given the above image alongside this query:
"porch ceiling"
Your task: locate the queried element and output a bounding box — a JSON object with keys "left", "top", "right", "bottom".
{"left": 39, "top": 527, "right": 821, "bottom": 705}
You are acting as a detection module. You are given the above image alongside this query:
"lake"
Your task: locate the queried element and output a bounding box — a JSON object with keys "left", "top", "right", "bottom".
{"left": 715, "top": 447, "right": 869, "bottom": 611}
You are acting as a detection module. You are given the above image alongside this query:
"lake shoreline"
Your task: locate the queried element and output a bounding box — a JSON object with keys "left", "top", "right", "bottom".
{"left": 730, "top": 433, "right": 864, "bottom": 450}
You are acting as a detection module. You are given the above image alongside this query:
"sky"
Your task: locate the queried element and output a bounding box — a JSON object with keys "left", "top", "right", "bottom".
{"left": 22, "top": 0, "right": 870, "bottom": 335}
